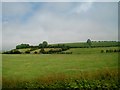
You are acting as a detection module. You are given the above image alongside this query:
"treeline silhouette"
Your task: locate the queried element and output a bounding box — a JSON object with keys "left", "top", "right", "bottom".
{"left": 39, "top": 48, "right": 72, "bottom": 54}
{"left": 2, "top": 40, "right": 120, "bottom": 54}
{"left": 15, "top": 40, "right": 120, "bottom": 49}
{"left": 101, "top": 49, "right": 120, "bottom": 53}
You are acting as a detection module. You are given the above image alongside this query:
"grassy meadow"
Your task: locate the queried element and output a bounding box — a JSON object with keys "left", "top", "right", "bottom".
{"left": 52, "top": 41, "right": 119, "bottom": 48}
{"left": 0, "top": 54, "right": 2, "bottom": 89}
{"left": 2, "top": 53, "right": 118, "bottom": 79}
{"left": 2, "top": 47, "right": 119, "bottom": 89}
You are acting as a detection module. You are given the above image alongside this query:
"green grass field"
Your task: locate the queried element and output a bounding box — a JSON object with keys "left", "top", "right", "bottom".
{"left": 0, "top": 54, "right": 2, "bottom": 89}
{"left": 15, "top": 47, "right": 119, "bottom": 54}
{"left": 3, "top": 53, "right": 118, "bottom": 79}
{"left": 52, "top": 41, "right": 119, "bottom": 47}
{"left": 2, "top": 47, "right": 119, "bottom": 89}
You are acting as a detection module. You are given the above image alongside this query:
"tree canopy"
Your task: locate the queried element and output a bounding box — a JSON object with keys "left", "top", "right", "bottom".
{"left": 87, "top": 39, "right": 92, "bottom": 47}
{"left": 16, "top": 44, "right": 30, "bottom": 49}
{"left": 39, "top": 41, "right": 48, "bottom": 48}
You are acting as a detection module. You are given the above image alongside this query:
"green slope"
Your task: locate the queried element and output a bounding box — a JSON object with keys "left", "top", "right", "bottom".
{"left": 51, "top": 41, "right": 119, "bottom": 48}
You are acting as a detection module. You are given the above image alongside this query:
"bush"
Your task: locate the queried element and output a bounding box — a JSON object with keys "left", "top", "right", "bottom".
{"left": 48, "top": 49, "right": 62, "bottom": 54}
{"left": 3, "top": 50, "right": 21, "bottom": 54}
{"left": 65, "top": 52, "right": 72, "bottom": 54}
{"left": 16, "top": 44, "right": 30, "bottom": 49}
{"left": 101, "top": 50, "right": 104, "bottom": 53}
{"left": 40, "top": 48, "right": 45, "bottom": 54}
{"left": 34, "top": 51, "right": 37, "bottom": 54}
{"left": 106, "top": 50, "right": 109, "bottom": 53}
{"left": 104, "top": 49, "right": 120, "bottom": 53}
{"left": 13, "top": 50, "right": 21, "bottom": 54}
{"left": 30, "top": 48, "right": 37, "bottom": 51}
{"left": 25, "top": 50, "right": 30, "bottom": 54}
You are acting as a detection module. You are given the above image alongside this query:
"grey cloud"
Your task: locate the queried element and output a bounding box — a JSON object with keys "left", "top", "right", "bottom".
{"left": 3, "top": 2, "right": 32, "bottom": 16}
{"left": 2, "top": 0, "right": 120, "bottom": 2}
{"left": 0, "top": 2, "right": 2, "bottom": 51}
{"left": 2, "top": 2, "right": 118, "bottom": 51}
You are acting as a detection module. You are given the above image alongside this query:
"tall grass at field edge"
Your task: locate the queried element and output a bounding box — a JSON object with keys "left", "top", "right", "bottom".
{"left": 2, "top": 69, "right": 119, "bottom": 89}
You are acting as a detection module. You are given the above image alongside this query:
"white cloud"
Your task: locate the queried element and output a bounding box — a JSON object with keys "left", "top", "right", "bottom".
{"left": 2, "top": 2, "right": 118, "bottom": 50}
{"left": 71, "top": 2, "right": 93, "bottom": 14}
{"left": 0, "top": 2, "right": 2, "bottom": 52}
{"left": 3, "top": 2, "right": 32, "bottom": 17}
{"left": 2, "top": 0, "right": 120, "bottom": 2}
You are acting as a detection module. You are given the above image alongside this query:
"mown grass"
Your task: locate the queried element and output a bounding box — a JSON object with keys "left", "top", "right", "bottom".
{"left": 2, "top": 47, "right": 119, "bottom": 89}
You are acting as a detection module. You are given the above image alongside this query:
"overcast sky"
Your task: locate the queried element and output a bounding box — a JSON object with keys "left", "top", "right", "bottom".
{"left": 1, "top": 1, "right": 118, "bottom": 51}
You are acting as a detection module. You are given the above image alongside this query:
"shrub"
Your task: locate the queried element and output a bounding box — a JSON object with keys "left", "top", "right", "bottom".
{"left": 3, "top": 50, "right": 21, "bottom": 54}
{"left": 16, "top": 44, "right": 30, "bottom": 49}
{"left": 34, "top": 51, "right": 37, "bottom": 54}
{"left": 106, "top": 50, "right": 108, "bottom": 53}
{"left": 65, "top": 52, "right": 72, "bottom": 54}
{"left": 30, "top": 48, "right": 37, "bottom": 51}
{"left": 40, "top": 48, "right": 45, "bottom": 54}
{"left": 101, "top": 50, "right": 104, "bottom": 53}
{"left": 25, "top": 50, "right": 30, "bottom": 54}
{"left": 13, "top": 50, "right": 21, "bottom": 54}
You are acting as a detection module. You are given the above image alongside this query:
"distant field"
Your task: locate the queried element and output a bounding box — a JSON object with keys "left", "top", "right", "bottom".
{"left": 17, "top": 47, "right": 119, "bottom": 54}
{"left": 3, "top": 41, "right": 119, "bottom": 54}
{"left": 52, "top": 41, "right": 119, "bottom": 48}
{"left": 0, "top": 54, "right": 2, "bottom": 89}
{"left": 67, "top": 47, "right": 119, "bottom": 54}
{"left": 3, "top": 47, "right": 118, "bottom": 79}
{"left": 2, "top": 47, "right": 119, "bottom": 89}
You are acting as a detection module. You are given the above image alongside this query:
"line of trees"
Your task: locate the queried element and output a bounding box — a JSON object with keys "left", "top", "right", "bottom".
{"left": 15, "top": 39, "right": 120, "bottom": 50}
{"left": 101, "top": 49, "right": 120, "bottom": 53}
{"left": 3, "top": 40, "right": 119, "bottom": 54}
{"left": 16, "top": 44, "right": 30, "bottom": 49}
{"left": 15, "top": 41, "right": 70, "bottom": 49}
{"left": 3, "top": 49, "right": 21, "bottom": 54}
{"left": 38, "top": 41, "right": 70, "bottom": 54}
{"left": 3, "top": 41, "right": 71, "bottom": 54}
{"left": 39, "top": 48, "right": 72, "bottom": 54}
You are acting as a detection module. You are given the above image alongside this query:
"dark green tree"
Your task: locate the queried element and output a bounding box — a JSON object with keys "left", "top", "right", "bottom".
{"left": 87, "top": 39, "right": 92, "bottom": 48}
{"left": 39, "top": 43, "right": 43, "bottom": 48}
{"left": 39, "top": 41, "right": 48, "bottom": 48}
{"left": 40, "top": 48, "right": 45, "bottom": 54}
{"left": 25, "top": 50, "right": 30, "bottom": 54}
{"left": 42, "top": 41, "right": 48, "bottom": 48}
{"left": 16, "top": 44, "right": 30, "bottom": 49}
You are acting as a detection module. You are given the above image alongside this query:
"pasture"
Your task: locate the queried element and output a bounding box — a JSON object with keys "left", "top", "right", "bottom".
{"left": 2, "top": 53, "right": 118, "bottom": 79}
{"left": 52, "top": 41, "right": 119, "bottom": 48}
{"left": 0, "top": 54, "right": 2, "bottom": 89}
{"left": 2, "top": 47, "right": 119, "bottom": 89}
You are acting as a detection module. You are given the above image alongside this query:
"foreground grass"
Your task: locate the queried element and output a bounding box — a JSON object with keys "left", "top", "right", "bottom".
{"left": 2, "top": 69, "right": 119, "bottom": 89}
{"left": 3, "top": 53, "right": 118, "bottom": 79}
{"left": 2, "top": 48, "right": 119, "bottom": 89}
{"left": 0, "top": 54, "right": 2, "bottom": 89}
